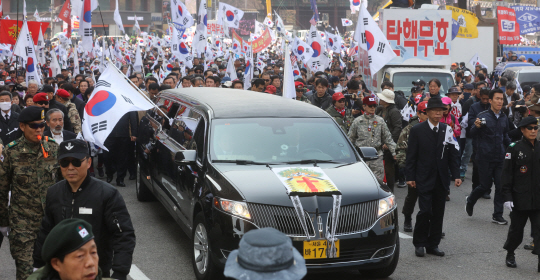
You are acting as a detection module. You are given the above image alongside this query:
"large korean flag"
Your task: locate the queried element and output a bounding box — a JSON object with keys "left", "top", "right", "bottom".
{"left": 82, "top": 60, "right": 153, "bottom": 150}
{"left": 355, "top": 4, "right": 396, "bottom": 76}
{"left": 171, "top": 0, "right": 194, "bottom": 29}
{"left": 13, "top": 20, "right": 41, "bottom": 86}
{"left": 291, "top": 37, "right": 313, "bottom": 65}
{"left": 306, "top": 25, "right": 329, "bottom": 72}
{"left": 218, "top": 3, "right": 244, "bottom": 29}
{"left": 80, "top": 0, "right": 93, "bottom": 52}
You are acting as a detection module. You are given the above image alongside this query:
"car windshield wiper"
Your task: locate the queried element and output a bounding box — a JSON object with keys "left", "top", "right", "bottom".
{"left": 283, "top": 159, "right": 342, "bottom": 165}
{"left": 212, "top": 159, "right": 278, "bottom": 165}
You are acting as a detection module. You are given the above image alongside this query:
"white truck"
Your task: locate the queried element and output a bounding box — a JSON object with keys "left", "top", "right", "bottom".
{"left": 360, "top": 8, "right": 455, "bottom": 97}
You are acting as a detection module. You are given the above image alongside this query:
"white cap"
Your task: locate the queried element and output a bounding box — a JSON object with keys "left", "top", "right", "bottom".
{"left": 376, "top": 89, "right": 395, "bottom": 104}
{"left": 464, "top": 71, "right": 472, "bottom": 77}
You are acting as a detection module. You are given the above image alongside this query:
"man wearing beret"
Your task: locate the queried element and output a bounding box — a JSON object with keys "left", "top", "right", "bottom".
{"left": 0, "top": 106, "right": 60, "bottom": 280}
{"left": 28, "top": 218, "right": 114, "bottom": 280}
{"left": 55, "top": 89, "right": 82, "bottom": 134}
{"left": 501, "top": 116, "right": 540, "bottom": 271}
{"left": 33, "top": 139, "right": 135, "bottom": 280}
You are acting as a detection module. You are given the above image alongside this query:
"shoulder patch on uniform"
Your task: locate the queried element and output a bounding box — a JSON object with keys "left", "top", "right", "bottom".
{"left": 47, "top": 138, "right": 56, "bottom": 142}
{"left": 509, "top": 142, "right": 516, "bottom": 147}
{"left": 505, "top": 153, "right": 511, "bottom": 159}
{"left": 7, "top": 141, "right": 17, "bottom": 148}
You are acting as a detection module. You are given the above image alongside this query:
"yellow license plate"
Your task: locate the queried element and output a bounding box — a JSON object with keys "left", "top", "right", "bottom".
{"left": 303, "top": 239, "right": 340, "bottom": 259}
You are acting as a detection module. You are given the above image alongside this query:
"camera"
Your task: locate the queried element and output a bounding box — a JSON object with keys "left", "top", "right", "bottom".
{"left": 343, "top": 93, "right": 353, "bottom": 98}
{"left": 481, "top": 118, "right": 487, "bottom": 128}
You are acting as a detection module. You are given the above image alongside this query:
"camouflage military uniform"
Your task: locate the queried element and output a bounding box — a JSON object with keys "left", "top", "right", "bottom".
{"left": 0, "top": 135, "right": 59, "bottom": 280}
{"left": 65, "top": 101, "right": 82, "bottom": 134}
{"left": 396, "top": 116, "right": 420, "bottom": 168}
{"left": 326, "top": 106, "right": 355, "bottom": 133}
{"left": 348, "top": 114, "right": 396, "bottom": 180}
{"left": 295, "top": 95, "right": 311, "bottom": 104}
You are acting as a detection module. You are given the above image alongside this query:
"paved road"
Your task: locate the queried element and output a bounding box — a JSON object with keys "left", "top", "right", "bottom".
{"left": 1, "top": 165, "right": 539, "bottom": 279}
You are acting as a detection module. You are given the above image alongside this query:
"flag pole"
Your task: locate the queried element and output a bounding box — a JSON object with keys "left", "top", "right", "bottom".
{"left": 104, "top": 57, "right": 170, "bottom": 121}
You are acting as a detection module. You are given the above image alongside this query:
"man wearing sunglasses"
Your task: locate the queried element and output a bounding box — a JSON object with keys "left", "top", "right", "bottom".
{"left": 0, "top": 106, "right": 60, "bottom": 280}
{"left": 294, "top": 82, "right": 311, "bottom": 104}
{"left": 501, "top": 116, "right": 540, "bottom": 271}
{"left": 32, "top": 139, "right": 135, "bottom": 280}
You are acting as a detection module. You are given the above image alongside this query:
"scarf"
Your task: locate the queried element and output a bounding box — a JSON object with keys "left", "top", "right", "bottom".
{"left": 335, "top": 106, "right": 345, "bottom": 117}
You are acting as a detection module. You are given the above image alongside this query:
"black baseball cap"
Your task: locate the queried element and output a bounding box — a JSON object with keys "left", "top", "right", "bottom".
{"left": 58, "top": 139, "right": 89, "bottom": 160}
{"left": 412, "top": 79, "right": 426, "bottom": 86}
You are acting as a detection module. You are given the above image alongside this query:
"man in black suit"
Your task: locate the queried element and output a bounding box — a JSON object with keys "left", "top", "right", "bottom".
{"left": 406, "top": 97, "right": 461, "bottom": 257}
{"left": 44, "top": 108, "right": 76, "bottom": 144}
{"left": 502, "top": 82, "right": 519, "bottom": 122}
{"left": 0, "top": 91, "right": 22, "bottom": 145}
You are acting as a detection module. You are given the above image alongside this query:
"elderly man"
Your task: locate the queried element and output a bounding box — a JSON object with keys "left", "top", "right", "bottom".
{"left": 27, "top": 80, "right": 39, "bottom": 96}
{"left": 43, "top": 109, "right": 76, "bottom": 144}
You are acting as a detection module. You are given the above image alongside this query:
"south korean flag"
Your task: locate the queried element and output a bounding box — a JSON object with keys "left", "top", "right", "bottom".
{"left": 171, "top": 0, "right": 194, "bottom": 29}
{"left": 341, "top": 18, "right": 353, "bottom": 27}
{"left": 217, "top": 3, "right": 244, "bottom": 29}
{"left": 325, "top": 32, "right": 342, "bottom": 53}
{"left": 291, "top": 37, "right": 313, "bottom": 65}
{"left": 306, "top": 25, "right": 329, "bottom": 72}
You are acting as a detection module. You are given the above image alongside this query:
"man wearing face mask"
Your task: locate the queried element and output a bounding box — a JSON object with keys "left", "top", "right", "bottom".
{"left": 0, "top": 91, "right": 22, "bottom": 145}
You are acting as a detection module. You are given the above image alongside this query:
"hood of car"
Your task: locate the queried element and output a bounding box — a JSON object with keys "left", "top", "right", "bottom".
{"left": 211, "top": 162, "right": 385, "bottom": 212}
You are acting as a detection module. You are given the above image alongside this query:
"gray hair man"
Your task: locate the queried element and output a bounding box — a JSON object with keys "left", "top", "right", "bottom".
{"left": 44, "top": 108, "right": 76, "bottom": 144}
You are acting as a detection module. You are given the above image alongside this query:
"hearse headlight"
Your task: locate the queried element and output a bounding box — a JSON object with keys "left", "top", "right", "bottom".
{"left": 213, "top": 197, "right": 251, "bottom": 219}
{"left": 378, "top": 195, "right": 396, "bottom": 217}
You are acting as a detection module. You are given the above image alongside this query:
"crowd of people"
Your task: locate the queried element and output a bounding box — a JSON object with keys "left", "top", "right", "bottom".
{"left": 0, "top": 31, "right": 538, "bottom": 279}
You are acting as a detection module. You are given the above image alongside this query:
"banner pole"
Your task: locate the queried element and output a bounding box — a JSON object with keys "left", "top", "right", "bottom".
{"left": 105, "top": 57, "right": 171, "bottom": 121}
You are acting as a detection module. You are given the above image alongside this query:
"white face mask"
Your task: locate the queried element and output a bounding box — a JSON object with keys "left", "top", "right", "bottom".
{"left": 0, "top": 101, "right": 11, "bottom": 111}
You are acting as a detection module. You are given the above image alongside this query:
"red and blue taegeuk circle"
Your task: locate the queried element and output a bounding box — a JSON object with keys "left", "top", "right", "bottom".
{"left": 226, "top": 10, "right": 235, "bottom": 21}
{"left": 166, "top": 64, "right": 173, "bottom": 71}
{"left": 353, "top": 0, "right": 361, "bottom": 6}
{"left": 85, "top": 91, "right": 117, "bottom": 117}
{"left": 328, "top": 38, "right": 334, "bottom": 47}
{"left": 179, "top": 42, "right": 189, "bottom": 54}
{"left": 297, "top": 46, "right": 304, "bottom": 55}
{"left": 178, "top": 5, "right": 183, "bottom": 16}
{"left": 366, "top": 31, "right": 375, "bottom": 50}
{"left": 26, "top": 58, "right": 34, "bottom": 72}
{"left": 311, "top": 42, "right": 321, "bottom": 57}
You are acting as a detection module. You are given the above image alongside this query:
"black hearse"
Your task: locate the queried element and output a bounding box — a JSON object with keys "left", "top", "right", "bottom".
{"left": 136, "top": 88, "right": 399, "bottom": 279}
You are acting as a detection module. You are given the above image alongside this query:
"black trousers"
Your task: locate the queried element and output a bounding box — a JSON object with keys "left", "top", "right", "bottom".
{"left": 413, "top": 182, "right": 447, "bottom": 248}
{"left": 402, "top": 185, "right": 418, "bottom": 218}
{"left": 468, "top": 160, "right": 504, "bottom": 218}
{"left": 503, "top": 210, "right": 540, "bottom": 255}
{"left": 104, "top": 137, "right": 131, "bottom": 183}
{"left": 384, "top": 154, "right": 395, "bottom": 192}
{"left": 127, "top": 140, "right": 136, "bottom": 176}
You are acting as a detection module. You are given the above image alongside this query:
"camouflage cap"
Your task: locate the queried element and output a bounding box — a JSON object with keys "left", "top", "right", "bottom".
{"left": 42, "top": 218, "right": 94, "bottom": 262}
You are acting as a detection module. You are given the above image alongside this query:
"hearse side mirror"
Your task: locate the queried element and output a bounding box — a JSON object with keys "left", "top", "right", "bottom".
{"left": 174, "top": 150, "right": 197, "bottom": 165}
{"left": 358, "top": 147, "right": 379, "bottom": 161}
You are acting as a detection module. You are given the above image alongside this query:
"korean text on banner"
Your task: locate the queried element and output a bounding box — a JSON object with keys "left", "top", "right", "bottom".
{"left": 445, "top": 6, "right": 478, "bottom": 39}
{"left": 511, "top": 6, "right": 540, "bottom": 35}
{"left": 382, "top": 9, "right": 452, "bottom": 66}
{"left": 497, "top": 7, "right": 520, "bottom": 44}
{"left": 252, "top": 28, "right": 272, "bottom": 53}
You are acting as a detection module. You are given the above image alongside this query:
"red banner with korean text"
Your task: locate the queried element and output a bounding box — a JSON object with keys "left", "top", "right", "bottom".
{"left": 380, "top": 9, "right": 452, "bottom": 66}
{"left": 497, "top": 7, "right": 520, "bottom": 44}
{"left": 252, "top": 28, "right": 272, "bottom": 53}
{"left": 0, "top": 20, "right": 50, "bottom": 45}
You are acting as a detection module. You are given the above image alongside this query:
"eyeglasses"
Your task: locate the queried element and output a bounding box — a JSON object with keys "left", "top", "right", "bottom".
{"left": 366, "top": 104, "right": 377, "bottom": 108}
{"left": 59, "top": 157, "right": 88, "bottom": 168}
{"left": 36, "top": 101, "right": 49, "bottom": 106}
{"left": 264, "top": 79, "right": 270, "bottom": 82}
{"left": 27, "top": 121, "right": 46, "bottom": 129}
{"left": 525, "top": 126, "right": 539, "bottom": 131}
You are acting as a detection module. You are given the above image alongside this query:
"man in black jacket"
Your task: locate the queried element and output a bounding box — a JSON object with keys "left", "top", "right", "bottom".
{"left": 0, "top": 91, "right": 22, "bottom": 145}
{"left": 406, "top": 97, "right": 461, "bottom": 258}
{"left": 307, "top": 78, "right": 333, "bottom": 110}
{"left": 501, "top": 116, "right": 540, "bottom": 271}
{"left": 43, "top": 108, "right": 76, "bottom": 144}
{"left": 33, "top": 139, "right": 135, "bottom": 280}
{"left": 104, "top": 112, "right": 138, "bottom": 186}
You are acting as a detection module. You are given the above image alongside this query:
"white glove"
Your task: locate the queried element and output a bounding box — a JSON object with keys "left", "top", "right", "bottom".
{"left": 504, "top": 201, "right": 514, "bottom": 212}
{"left": 0, "top": 226, "right": 9, "bottom": 237}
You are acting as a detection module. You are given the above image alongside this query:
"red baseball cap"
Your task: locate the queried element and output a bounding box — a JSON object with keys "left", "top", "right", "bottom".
{"left": 362, "top": 96, "right": 377, "bottom": 106}
{"left": 332, "top": 92, "right": 345, "bottom": 101}
{"left": 33, "top": 92, "right": 49, "bottom": 102}
{"left": 294, "top": 81, "right": 305, "bottom": 89}
{"left": 56, "top": 89, "right": 70, "bottom": 98}
{"left": 417, "top": 101, "right": 428, "bottom": 112}
{"left": 265, "top": 85, "right": 276, "bottom": 94}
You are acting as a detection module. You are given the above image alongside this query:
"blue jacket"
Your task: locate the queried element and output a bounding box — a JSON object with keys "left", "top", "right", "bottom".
{"left": 470, "top": 108, "right": 511, "bottom": 162}
{"left": 466, "top": 100, "right": 490, "bottom": 138}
